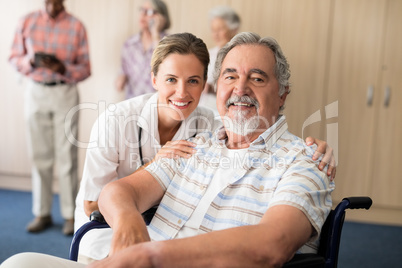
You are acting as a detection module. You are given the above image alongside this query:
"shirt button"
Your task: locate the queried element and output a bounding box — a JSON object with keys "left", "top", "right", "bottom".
{"left": 178, "top": 219, "right": 182, "bottom": 224}
{"left": 259, "top": 185, "right": 264, "bottom": 191}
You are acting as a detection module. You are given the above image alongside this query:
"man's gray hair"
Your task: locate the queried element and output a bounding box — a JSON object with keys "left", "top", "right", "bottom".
{"left": 209, "top": 6, "right": 241, "bottom": 31}
{"left": 213, "top": 32, "right": 291, "bottom": 97}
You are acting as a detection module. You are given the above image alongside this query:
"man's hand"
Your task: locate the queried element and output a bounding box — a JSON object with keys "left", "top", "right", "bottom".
{"left": 97, "top": 170, "right": 163, "bottom": 255}
{"left": 108, "top": 212, "right": 151, "bottom": 256}
{"left": 88, "top": 242, "right": 155, "bottom": 268}
{"left": 305, "top": 136, "right": 336, "bottom": 180}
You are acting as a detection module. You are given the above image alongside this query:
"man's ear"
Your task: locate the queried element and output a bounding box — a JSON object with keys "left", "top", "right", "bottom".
{"left": 279, "top": 87, "right": 289, "bottom": 107}
{"left": 151, "top": 72, "right": 158, "bottom": 91}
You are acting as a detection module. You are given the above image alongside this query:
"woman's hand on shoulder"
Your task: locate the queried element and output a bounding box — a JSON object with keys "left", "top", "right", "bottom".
{"left": 305, "top": 136, "right": 336, "bottom": 181}
{"left": 155, "top": 140, "right": 197, "bottom": 161}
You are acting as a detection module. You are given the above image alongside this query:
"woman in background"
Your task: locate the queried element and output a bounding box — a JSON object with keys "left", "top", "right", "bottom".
{"left": 115, "top": 0, "right": 170, "bottom": 99}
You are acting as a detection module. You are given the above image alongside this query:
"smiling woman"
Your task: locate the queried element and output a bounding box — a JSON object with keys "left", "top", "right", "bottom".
{"left": 73, "top": 32, "right": 221, "bottom": 264}
{"left": 153, "top": 53, "right": 205, "bottom": 134}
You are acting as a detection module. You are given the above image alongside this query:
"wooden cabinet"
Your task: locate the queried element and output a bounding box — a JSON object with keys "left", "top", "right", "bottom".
{"left": 326, "top": 0, "right": 402, "bottom": 222}
{"left": 370, "top": 0, "right": 402, "bottom": 208}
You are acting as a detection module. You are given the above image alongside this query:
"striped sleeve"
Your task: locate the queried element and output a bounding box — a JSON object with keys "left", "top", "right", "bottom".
{"left": 267, "top": 145, "right": 334, "bottom": 240}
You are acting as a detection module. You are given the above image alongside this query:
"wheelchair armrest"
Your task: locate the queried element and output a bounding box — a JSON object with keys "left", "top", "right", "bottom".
{"left": 342, "top": 196, "right": 372, "bottom": 210}
{"left": 282, "top": 253, "right": 325, "bottom": 268}
{"left": 69, "top": 208, "right": 157, "bottom": 261}
{"left": 89, "top": 210, "right": 106, "bottom": 223}
{"left": 68, "top": 211, "right": 110, "bottom": 261}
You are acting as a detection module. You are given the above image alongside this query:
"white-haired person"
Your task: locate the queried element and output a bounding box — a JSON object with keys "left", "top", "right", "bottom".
{"left": 199, "top": 5, "right": 241, "bottom": 113}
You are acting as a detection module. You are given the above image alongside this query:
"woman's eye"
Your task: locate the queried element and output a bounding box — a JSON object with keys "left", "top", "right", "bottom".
{"left": 167, "top": 78, "right": 176, "bottom": 83}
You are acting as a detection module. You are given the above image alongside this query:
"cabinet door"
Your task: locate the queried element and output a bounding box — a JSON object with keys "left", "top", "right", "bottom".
{"left": 370, "top": 0, "right": 402, "bottom": 208}
{"left": 326, "top": 0, "right": 386, "bottom": 200}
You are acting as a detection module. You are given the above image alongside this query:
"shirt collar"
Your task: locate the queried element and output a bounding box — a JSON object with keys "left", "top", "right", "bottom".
{"left": 212, "top": 115, "right": 288, "bottom": 151}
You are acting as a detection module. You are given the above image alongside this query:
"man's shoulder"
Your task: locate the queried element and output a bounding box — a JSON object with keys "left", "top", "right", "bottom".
{"left": 276, "top": 131, "right": 316, "bottom": 158}
{"left": 64, "top": 11, "right": 86, "bottom": 26}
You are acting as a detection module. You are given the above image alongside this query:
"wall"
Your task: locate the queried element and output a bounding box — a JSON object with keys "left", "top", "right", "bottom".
{"left": 0, "top": 0, "right": 305, "bottom": 188}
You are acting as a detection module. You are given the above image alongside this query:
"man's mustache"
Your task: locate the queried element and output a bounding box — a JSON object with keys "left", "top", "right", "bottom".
{"left": 225, "top": 95, "right": 259, "bottom": 110}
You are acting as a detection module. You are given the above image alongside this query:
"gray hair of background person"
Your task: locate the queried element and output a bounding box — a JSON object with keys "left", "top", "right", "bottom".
{"left": 209, "top": 5, "right": 241, "bottom": 31}
{"left": 213, "top": 32, "right": 291, "bottom": 99}
{"left": 150, "top": 0, "right": 171, "bottom": 31}
{"left": 151, "top": 32, "right": 210, "bottom": 79}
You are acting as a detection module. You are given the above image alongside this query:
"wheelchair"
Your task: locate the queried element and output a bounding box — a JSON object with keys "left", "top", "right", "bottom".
{"left": 69, "top": 197, "right": 372, "bottom": 267}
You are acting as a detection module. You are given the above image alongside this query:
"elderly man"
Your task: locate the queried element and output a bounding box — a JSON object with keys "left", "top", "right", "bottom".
{"left": 1, "top": 32, "right": 333, "bottom": 267}
{"left": 8, "top": 0, "right": 91, "bottom": 235}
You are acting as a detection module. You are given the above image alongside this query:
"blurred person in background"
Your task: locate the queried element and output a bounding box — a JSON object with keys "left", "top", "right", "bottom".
{"left": 199, "top": 5, "right": 240, "bottom": 113}
{"left": 115, "top": 0, "right": 171, "bottom": 99}
{"left": 8, "top": 0, "right": 91, "bottom": 236}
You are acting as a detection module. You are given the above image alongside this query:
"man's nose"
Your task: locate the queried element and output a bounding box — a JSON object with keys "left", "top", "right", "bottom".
{"left": 233, "top": 77, "right": 249, "bottom": 95}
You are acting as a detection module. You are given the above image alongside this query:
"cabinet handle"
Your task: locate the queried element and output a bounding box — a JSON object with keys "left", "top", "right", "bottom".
{"left": 366, "top": 85, "right": 374, "bottom": 106}
{"left": 384, "top": 86, "right": 391, "bottom": 107}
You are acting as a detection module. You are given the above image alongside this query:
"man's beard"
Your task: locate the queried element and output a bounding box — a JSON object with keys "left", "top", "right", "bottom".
{"left": 223, "top": 95, "right": 260, "bottom": 136}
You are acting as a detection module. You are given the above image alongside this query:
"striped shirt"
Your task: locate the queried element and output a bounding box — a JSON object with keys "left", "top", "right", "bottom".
{"left": 9, "top": 9, "right": 90, "bottom": 84}
{"left": 120, "top": 32, "right": 166, "bottom": 99}
{"left": 146, "top": 115, "right": 335, "bottom": 253}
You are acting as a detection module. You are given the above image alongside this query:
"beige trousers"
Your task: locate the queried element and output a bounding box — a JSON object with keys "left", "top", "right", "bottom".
{"left": 24, "top": 80, "right": 79, "bottom": 219}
